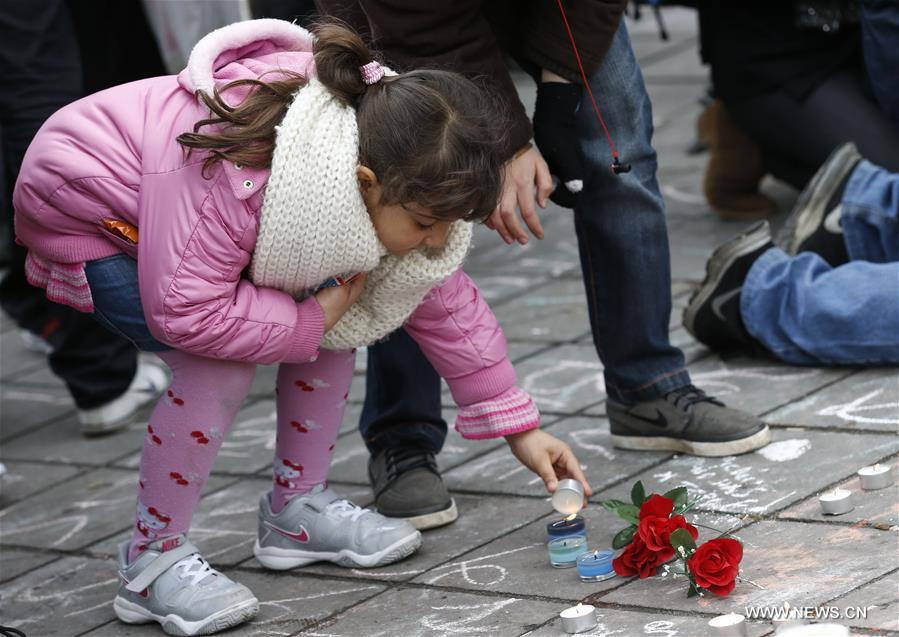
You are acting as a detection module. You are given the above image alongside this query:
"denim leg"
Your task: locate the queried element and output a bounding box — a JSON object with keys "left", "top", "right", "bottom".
{"left": 741, "top": 248, "right": 899, "bottom": 365}
{"left": 574, "top": 21, "right": 690, "bottom": 404}
{"left": 359, "top": 328, "right": 447, "bottom": 456}
{"left": 861, "top": 0, "right": 899, "bottom": 125}
{"left": 840, "top": 159, "right": 899, "bottom": 263}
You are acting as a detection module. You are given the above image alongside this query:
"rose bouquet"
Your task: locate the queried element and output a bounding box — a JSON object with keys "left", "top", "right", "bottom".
{"left": 602, "top": 481, "right": 743, "bottom": 597}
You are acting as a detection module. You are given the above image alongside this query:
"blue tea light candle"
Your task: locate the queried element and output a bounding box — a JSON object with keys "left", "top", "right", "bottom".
{"left": 546, "top": 515, "right": 587, "bottom": 541}
{"left": 547, "top": 536, "right": 588, "bottom": 568}
{"left": 576, "top": 549, "right": 616, "bottom": 582}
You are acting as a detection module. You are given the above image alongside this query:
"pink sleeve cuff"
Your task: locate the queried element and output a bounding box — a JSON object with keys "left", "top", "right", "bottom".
{"left": 454, "top": 386, "right": 541, "bottom": 440}
{"left": 445, "top": 357, "right": 517, "bottom": 406}
{"left": 283, "top": 296, "right": 325, "bottom": 363}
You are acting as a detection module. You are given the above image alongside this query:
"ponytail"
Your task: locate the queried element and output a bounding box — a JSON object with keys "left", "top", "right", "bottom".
{"left": 312, "top": 22, "right": 381, "bottom": 108}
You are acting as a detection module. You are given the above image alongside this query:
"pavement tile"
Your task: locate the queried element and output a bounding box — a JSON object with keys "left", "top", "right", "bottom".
{"left": 592, "top": 428, "right": 899, "bottom": 515}
{"left": 292, "top": 493, "right": 547, "bottom": 583}
{"left": 444, "top": 416, "right": 670, "bottom": 498}
{"left": 0, "top": 467, "right": 231, "bottom": 551}
{"left": 0, "top": 460, "right": 83, "bottom": 506}
{"left": 779, "top": 473, "right": 899, "bottom": 528}
{"left": 412, "top": 507, "right": 738, "bottom": 602}
{"left": 600, "top": 520, "right": 898, "bottom": 613}
{"left": 0, "top": 548, "right": 59, "bottom": 584}
{"left": 295, "top": 587, "right": 564, "bottom": 637}
{"left": 491, "top": 278, "right": 592, "bottom": 343}
{"left": 0, "top": 331, "right": 47, "bottom": 382}
{"left": 510, "top": 344, "right": 605, "bottom": 414}
{"left": 838, "top": 570, "right": 899, "bottom": 633}
{"left": 0, "top": 384, "right": 74, "bottom": 441}
{"left": 81, "top": 573, "right": 387, "bottom": 637}
{"left": 765, "top": 368, "right": 899, "bottom": 432}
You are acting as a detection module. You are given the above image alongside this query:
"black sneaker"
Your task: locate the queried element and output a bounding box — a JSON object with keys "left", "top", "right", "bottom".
{"left": 368, "top": 446, "right": 458, "bottom": 530}
{"left": 608, "top": 385, "right": 770, "bottom": 457}
{"left": 683, "top": 220, "right": 774, "bottom": 351}
{"left": 776, "top": 142, "right": 859, "bottom": 266}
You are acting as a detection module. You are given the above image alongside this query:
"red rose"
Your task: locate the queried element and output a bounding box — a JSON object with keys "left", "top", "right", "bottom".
{"left": 637, "top": 495, "right": 698, "bottom": 558}
{"left": 613, "top": 535, "right": 668, "bottom": 579}
{"left": 687, "top": 538, "right": 743, "bottom": 596}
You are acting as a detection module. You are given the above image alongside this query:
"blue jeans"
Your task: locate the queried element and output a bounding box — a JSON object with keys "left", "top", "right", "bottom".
{"left": 83, "top": 254, "right": 171, "bottom": 353}
{"left": 861, "top": 0, "right": 899, "bottom": 125}
{"left": 742, "top": 160, "right": 899, "bottom": 365}
{"left": 360, "top": 21, "right": 690, "bottom": 454}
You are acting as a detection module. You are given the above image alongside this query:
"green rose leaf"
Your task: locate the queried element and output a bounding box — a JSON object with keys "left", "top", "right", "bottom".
{"left": 616, "top": 504, "right": 640, "bottom": 525}
{"left": 664, "top": 487, "right": 689, "bottom": 512}
{"left": 612, "top": 525, "right": 637, "bottom": 549}
{"left": 630, "top": 481, "right": 646, "bottom": 507}
{"left": 669, "top": 527, "right": 697, "bottom": 556}
{"left": 601, "top": 499, "right": 629, "bottom": 513}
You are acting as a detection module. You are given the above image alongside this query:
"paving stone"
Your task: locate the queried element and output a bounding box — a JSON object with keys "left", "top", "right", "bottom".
{"left": 328, "top": 412, "right": 496, "bottom": 485}
{"left": 0, "top": 460, "right": 82, "bottom": 506}
{"left": 0, "top": 467, "right": 231, "bottom": 551}
{"left": 491, "top": 278, "right": 592, "bottom": 343}
{"left": 837, "top": 570, "right": 899, "bottom": 633}
{"left": 591, "top": 428, "right": 899, "bottom": 515}
{"left": 600, "top": 520, "right": 898, "bottom": 613}
{"left": 444, "top": 416, "right": 670, "bottom": 497}
{"left": 295, "top": 587, "right": 564, "bottom": 637}
{"left": 295, "top": 493, "right": 547, "bottom": 583}
{"left": 0, "top": 548, "right": 59, "bottom": 584}
{"left": 0, "top": 383, "right": 74, "bottom": 441}
{"left": 510, "top": 344, "right": 605, "bottom": 414}
{"left": 766, "top": 368, "right": 899, "bottom": 433}
{"left": 1, "top": 413, "right": 148, "bottom": 466}
{"left": 0, "top": 555, "right": 119, "bottom": 637}
{"left": 412, "top": 507, "right": 738, "bottom": 602}
{"left": 779, "top": 473, "right": 899, "bottom": 528}
{"left": 0, "top": 330, "right": 47, "bottom": 382}
{"left": 522, "top": 606, "right": 771, "bottom": 637}
{"left": 81, "top": 573, "right": 387, "bottom": 637}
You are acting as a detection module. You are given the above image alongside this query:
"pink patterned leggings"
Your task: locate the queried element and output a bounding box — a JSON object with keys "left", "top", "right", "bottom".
{"left": 128, "top": 348, "right": 354, "bottom": 562}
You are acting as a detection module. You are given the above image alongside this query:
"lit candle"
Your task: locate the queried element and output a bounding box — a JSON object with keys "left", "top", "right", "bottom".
{"left": 547, "top": 536, "right": 588, "bottom": 568}
{"left": 708, "top": 612, "right": 748, "bottom": 636}
{"left": 818, "top": 488, "right": 854, "bottom": 515}
{"left": 576, "top": 549, "right": 616, "bottom": 582}
{"left": 858, "top": 463, "right": 893, "bottom": 490}
{"left": 552, "top": 479, "right": 585, "bottom": 515}
{"left": 560, "top": 603, "right": 597, "bottom": 634}
{"left": 547, "top": 514, "right": 587, "bottom": 541}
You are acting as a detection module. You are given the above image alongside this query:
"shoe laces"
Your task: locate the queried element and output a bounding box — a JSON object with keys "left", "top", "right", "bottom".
{"left": 665, "top": 385, "right": 724, "bottom": 411}
{"left": 173, "top": 553, "right": 217, "bottom": 586}
{"left": 384, "top": 447, "right": 437, "bottom": 481}
{"left": 324, "top": 499, "right": 369, "bottom": 522}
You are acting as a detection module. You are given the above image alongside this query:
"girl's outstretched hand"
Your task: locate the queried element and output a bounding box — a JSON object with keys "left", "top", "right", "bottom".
{"left": 505, "top": 428, "right": 592, "bottom": 498}
{"left": 315, "top": 273, "right": 367, "bottom": 332}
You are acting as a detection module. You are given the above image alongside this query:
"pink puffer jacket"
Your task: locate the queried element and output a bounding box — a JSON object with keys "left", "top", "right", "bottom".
{"left": 13, "top": 20, "right": 539, "bottom": 439}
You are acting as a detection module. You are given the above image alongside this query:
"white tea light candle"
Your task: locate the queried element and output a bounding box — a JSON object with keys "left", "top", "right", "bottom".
{"left": 818, "top": 488, "right": 854, "bottom": 515}
{"left": 552, "top": 479, "right": 585, "bottom": 515}
{"left": 560, "top": 603, "right": 598, "bottom": 634}
{"left": 708, "top": 613, "right": 748, "bottom": 636}
{"left": 858, "top": 463, "right": 893, "bottom": 490}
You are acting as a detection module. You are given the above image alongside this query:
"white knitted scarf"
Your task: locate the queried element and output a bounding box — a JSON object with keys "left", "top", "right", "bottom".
{"left": 249, "top": 78, "right": 472, "bottom": 350}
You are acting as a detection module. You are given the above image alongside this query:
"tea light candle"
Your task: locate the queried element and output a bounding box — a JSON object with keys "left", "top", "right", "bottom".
{"left": 858, "top": 463, "right": 893, "bottom": 490}
{"left": 547, "top": 536, "right": 589, "bottom": 568}
{"left": 552, "top": 479, "right": 585, "bottom": 515}
{"left": 576, "top": 549, "right": 616, "bottom": 582}
{"left": 818, "top": 488, "right": 854, "bottom": 515}
{"left": 560, "top": 603, "right": 597, "bottom": 634}
{"left": 708, "top": 612, "right": 748, "bottom": 636}
{"left": 547, "top": 515, "right": 587, "bottom": 541}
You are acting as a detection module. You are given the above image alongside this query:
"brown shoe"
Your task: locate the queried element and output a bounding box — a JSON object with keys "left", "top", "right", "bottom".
{"left": 701, "top": 100, "right": 777, "bottom": 220}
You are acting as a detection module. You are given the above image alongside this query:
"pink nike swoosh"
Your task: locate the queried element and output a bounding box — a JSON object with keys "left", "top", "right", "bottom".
{"left": 264, "top": 521, "right": 309, "bottom": 543}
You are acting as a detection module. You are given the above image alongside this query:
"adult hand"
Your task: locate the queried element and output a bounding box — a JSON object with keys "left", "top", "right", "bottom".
{"left": 505, "top": 428, "right": 592, "bottom": 497}
{"left": 314, "top": 273, "right": 367, "bottom": 332}
{"left": 486, "top": 145, "right": 553, "bottom": 245}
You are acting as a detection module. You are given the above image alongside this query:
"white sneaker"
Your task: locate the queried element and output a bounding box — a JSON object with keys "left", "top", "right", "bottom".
{"left": 19, "top": 329, "right": 54, "bottom": 354}
{"left": 78, "top": 359, "right": 168, "bottom": 436}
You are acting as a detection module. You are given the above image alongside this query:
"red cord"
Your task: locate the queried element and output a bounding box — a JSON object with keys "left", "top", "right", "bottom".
{"left": 555, "top": 0, "right": 619, "bottom": 160}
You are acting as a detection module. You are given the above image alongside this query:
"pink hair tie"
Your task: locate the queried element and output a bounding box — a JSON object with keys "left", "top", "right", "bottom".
{"left": 360, "top": 60, "right": 384, "bottom": 85}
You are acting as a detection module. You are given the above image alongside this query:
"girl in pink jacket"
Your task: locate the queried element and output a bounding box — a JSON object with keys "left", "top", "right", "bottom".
{"left": 14, "top": 20, "right": 590, "bottom": 636}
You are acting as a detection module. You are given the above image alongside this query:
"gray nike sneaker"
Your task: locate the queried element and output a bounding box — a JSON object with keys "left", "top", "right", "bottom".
{"left": 114, "top": 535, "right": 258, "bottom": 636}
{"left": 254, "top": 485, "right": 422, "bottom": 570}
{"left": 608, "top": 385, "right": 770, "bottom": 457}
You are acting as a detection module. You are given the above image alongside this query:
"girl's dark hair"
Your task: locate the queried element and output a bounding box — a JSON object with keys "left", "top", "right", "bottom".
{"left": 178, "top": 21, "right": 507, "bottom": 222}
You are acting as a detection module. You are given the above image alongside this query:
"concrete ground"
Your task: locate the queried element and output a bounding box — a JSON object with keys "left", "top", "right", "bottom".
{"left": 1, "top": 9, "right": 897, "bottom": 637}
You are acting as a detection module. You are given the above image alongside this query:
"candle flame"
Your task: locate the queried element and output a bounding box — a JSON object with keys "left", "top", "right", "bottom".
{"left": 565, "top": 513, "right": 576, "bottom": 521}
{"left": 576, "top": 603, "right": 582, "bottom": 608}
{"left": 874, "top": 463, "right": 882, "bottom": 471}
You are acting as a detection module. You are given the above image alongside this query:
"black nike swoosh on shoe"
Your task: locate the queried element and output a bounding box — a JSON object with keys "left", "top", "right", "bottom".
{"left": 628, "top": 409, "right": 668, "bottom": 429}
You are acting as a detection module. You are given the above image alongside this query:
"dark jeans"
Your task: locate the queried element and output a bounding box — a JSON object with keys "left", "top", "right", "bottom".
{"left": 861, "top": 0, "right": 899, "bottom": 125}
{"left": 728, "top": 69, "right": 899, "bottom": 189}
{"left": 0, "top": 0, "right": 136, "bottom": 409}
{"left": 360, "top": 22, "right": 690, "bottom": 454}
